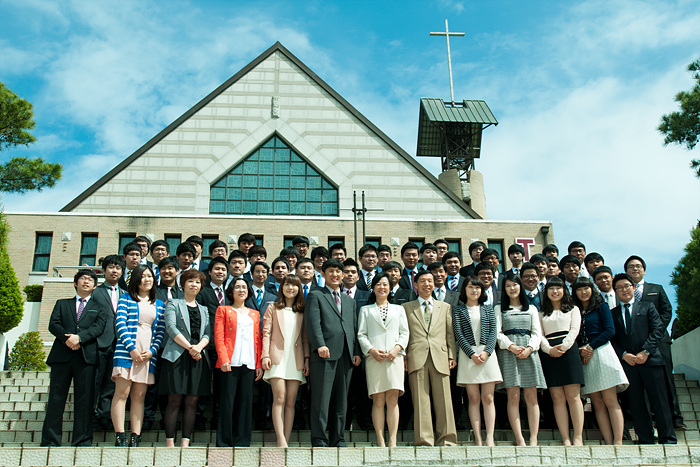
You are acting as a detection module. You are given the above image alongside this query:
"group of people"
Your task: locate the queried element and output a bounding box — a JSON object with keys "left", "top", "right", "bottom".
{"left": 39, "top": 234, "right": 681, "bottom": 449}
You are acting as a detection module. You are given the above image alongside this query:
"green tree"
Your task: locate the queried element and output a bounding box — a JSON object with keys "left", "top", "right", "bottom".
{"left": 8, "top": 331, "right": 47, "bottom": 371}
{"left": 671, "top": 221, "right": 700, "bottom": 336}
{"left": 0, "top": 210, "right": 23, "bottom": 333}
{"left": 0, "top": 82, "right": 62, "bottom": 193}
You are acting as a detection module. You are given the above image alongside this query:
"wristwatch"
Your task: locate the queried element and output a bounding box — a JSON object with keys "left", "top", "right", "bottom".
{"left": 642, "top": 350, "right": 650, "bottom": 356}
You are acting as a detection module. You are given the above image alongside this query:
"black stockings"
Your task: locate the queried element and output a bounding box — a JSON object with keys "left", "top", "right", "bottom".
{"left": 164, "top": 394, "right": 199, "bottom": 439}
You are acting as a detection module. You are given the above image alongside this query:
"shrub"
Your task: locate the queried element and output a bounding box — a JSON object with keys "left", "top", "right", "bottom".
{"left": 672, "top": 221, "right": 700, "bottom": 337}
{"left": 8, "top": 331, "right": 47, "bottom": 371}
{"left": 23, "top": 284, "right": 43, "bottom": 302}
{"left": 0, "top": 246, "right": 23, "bottom": 333}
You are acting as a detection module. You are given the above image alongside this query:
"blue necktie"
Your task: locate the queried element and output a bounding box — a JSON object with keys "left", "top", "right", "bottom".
{"left": 634, "top": 284, "right": 642, "bottom": 302}
{"left": 256, "top": 289, "right": 263, "bottom": 309}
{"left": 303, "top": 284, "right": 309, "bottom": 299}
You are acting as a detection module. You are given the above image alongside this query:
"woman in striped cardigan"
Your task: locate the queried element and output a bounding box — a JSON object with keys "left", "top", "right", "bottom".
{"left": 452, "top": 276, "right": 502, "bottom": 446}
{"left": 111, "top": 265, "right": 165, "bottom": 447}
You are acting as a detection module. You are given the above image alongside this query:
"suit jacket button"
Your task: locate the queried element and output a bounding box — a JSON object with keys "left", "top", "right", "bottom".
{"left": 227, "top": 338, "right": 231, "bottom": 341}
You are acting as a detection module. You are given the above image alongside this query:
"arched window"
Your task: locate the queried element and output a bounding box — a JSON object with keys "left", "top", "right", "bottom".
{"left": 210, "top": 136, "right": 338, "bottom": 216}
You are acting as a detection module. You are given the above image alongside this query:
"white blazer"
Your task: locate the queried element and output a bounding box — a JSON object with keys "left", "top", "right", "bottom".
{"left": 357, "top": 303, "right": 410, "bottom": 357}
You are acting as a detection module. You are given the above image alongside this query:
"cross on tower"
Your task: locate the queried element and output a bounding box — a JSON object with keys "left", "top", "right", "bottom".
{"left": 430, "top": 19, "right": 465, "bottom": 105}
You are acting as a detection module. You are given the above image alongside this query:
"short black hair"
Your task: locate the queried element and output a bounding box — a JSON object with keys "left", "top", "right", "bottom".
{"left": 228, "top": 249, "right": 248, "bottom": 263}
{"left": 238, "top": 233, "right": 257, "bottom": 244}
{"left": 420, "top": 243, "right": 438, "bottom": 254}
{"left": 382, "top": 260, "right": 402, "bottom": 272}
{"left": 547, "top": 256, "right": 560, "bottom": 266}
{"left": 358, "top": 244, "right": 378, "bottom": 258}
{"left": 530, "top": 253, "right": 547, "bottom": 265}
{"left": 468, "top": 241, "right": 487, "bottom": 254}
{"left": 414, "top": 269, "right": 434, "bottom": 282}
{"left": 427, "top": 261, "right": 445, "bottom": 272}
{"left": 584, "top": 252, "right": 604, "bottom": 266}
{"left": 225, "top": 276, "right": 251, "bottom": 302}
{"left": 185, "top": 235, "right": 203, "bottom": 247}
{"left": 102, "top": 254, "right": 125, "bottom": 270}
{"left": 280, "top": 246, "right": 300, "bottom": 260}
{"left": 134, "top": 236, "right": 152, "bottom": 248}
{"left": 322, "top": 258, "right": 344, "bottom": 272}
{"left": 520, "top": 262, "right": 538, "bottom": 276}
{"left": 329, "top": 243, "right": 347, "bottom": 255}
{"left": 208, "top": 239, "right": 228, "bottom": 255}
{"left": 252, "top": 261, "right": 270, "bottom": 273}
{"left": 247, "top": 245, "right": 267, "bottom": 259}
{"left": 377, "top": 244, "right": 391, "bottom": 254}
{"left": 612, "top": 273, "right": 635, "bottom": 290}
{"left": 310, "top": 246, "right": 330, "bottom": 260}
{"left": 624, "top": 255, "right": 646, "bottom": 271}
{"left": 480, "top": 248, "right": 500, "bottom": 262}
{"left": 296, "top": 257, "right": 313, "bottom": 268}
{"left": 74, "top": 269, "right": 98, "bottom": 287}
{"left": 150, "top": 239, "right": 169, "bottom": 254}
{"left": 507, "top": 244, "right": 525, "bottom": 256}
{"left": 271, "top": 257, "right": 291, "bottom": 271}
{"left": 208, "top": 256, "right": 229, "bottom": 271}
{"left": 176, "top": 242, "right": 196, "bottom": 257}
{"left": 568, "top": 241, "right": 586, "bottom": 253}
{"left": 558, "top": 255, "right": 581, "bottom": 269}
{"left": 592, "top": 265, "right": 613, "bottom": 280}
{"left": 542, "top": 244, "right": 559, "bottom": 256}
{"left": 122, "top": 241, "right": 142, "bottom": 257}
{"left": 401, "top": 242, "right": 419, "bottom": 256}
{"left": 442, "top": 251, "right": 461, "bottom": 264}
{"left": 434, "top": 238, "right": 449, "bottom": 247}
{"left": 343, "top": 258, "right": 360, "bottom": 270}
{"left": 292, "top": 235, "right": 309, "bottom": 246}
{"left": 474, "top": 263, "right": 495, "bottom": 275}
{"left": 159, "top": 256, "right": 180, "bottom": 270}
{"left": 458, "top": 276, "right": 487, "bottom": 305}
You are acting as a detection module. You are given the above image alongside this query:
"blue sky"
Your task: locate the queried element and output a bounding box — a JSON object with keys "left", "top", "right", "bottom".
{"left": 1, "top": 0, "right": 699, "bottom": 310}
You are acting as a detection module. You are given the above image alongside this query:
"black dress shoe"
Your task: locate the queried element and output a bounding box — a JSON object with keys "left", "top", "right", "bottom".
{"left": 129, "top": 433, "right": 141, "bottom": 447}
{"left": 674, "top": 421, "right": 688, "bottom": 430}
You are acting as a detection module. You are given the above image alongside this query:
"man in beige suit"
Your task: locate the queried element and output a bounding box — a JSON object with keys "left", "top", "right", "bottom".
{"left": 403, "top": 269, "right": 457, "bottom": 446}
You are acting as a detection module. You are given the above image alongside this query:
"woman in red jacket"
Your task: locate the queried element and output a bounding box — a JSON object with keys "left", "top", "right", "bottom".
{"left": 215, "top": 277, "right": 263, "bottom": 447}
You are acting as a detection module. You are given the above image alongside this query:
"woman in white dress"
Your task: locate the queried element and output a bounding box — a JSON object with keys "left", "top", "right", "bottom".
{"left": 357, "top": 272, "right": 409, "bottom": 447}
{"left": 572, "top": 277, "right": 628, "bottom": 445}
{"left": 453, "top": 276, "right": 502, "bottom": 446}
{"left": 261, "top": 275, "right": 310, "bottom": 447}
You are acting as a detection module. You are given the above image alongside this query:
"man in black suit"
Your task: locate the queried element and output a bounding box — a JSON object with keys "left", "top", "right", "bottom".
{"left": 476, "top": 263, "right": 501, "bottom": 307}
{"left": 341, "top": 258, "right": 372, "bottom": 430}
{"left": 296, "top": 258, "right": 320, "bottom": 299}
{"left": 155, "top": 256, "right": 180, "bottom": 303}
{"left": 224, "top": 249, "right": 248, "bottom": 288}
{"left": 520, "top": 263, "right": 543, "bottom": 310}
{"left": 625, "top": 255, "right": 684, "bottom": 429}
{"left": 91, "top": 255, "right": 126, "bottom": 430}
{"left": 265, "top": 257, "right": 290, "bottom": 296}
{"left": 356, "top": 244, "right": 379, "bottom": 292}
{"left": 246, "top": 261, "right": 277, "bottom": 320}
{"left": 41, "top": 270, "right": 109, "bottom": 446}
{"left": 305, "top": 259, "right": 362, "bottom": 447}
{"left": 383, "top": 261, "right": 415, "bottom": 305}
{"left": 459, "top": 240, "right": 486, "bottom": 277}
{"left": 398, "top": 242, "right": 420, "bottom": 292}
{"left": 195, "top": 256, "right": 230, "bottom": 429}
{"left": 118, "top": 242, "right": 143, "bottom": 290}
{"left": 149, "top": 240, "right": 170, "bottom": 285}
{"left": 610, "top": 273, "right": 676, "bottom": 445}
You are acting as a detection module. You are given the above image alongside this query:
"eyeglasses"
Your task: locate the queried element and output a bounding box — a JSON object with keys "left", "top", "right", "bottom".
{"left": 522, "top": 274, "right": 538, "bottom": 280}
{"left": 615, "top": 284, "right": 634, "bottom": 291}
{"left": 626, "top": 264, "right": 644, "bottom": 270}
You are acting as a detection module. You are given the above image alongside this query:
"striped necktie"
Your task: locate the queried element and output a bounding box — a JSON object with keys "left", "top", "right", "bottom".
{"left": 256, "top": 289, "right": 263, "bottom": 309}
{"left": 77, "top": 298, "right": 86, "bottom": 320}
{"left": 448, "top": 275, "right": 458, "bottom": 291}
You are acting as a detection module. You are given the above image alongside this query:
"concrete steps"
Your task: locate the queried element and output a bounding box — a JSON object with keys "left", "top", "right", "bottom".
{"left": 1, "top": 370, "right": 699, "bottom": 466}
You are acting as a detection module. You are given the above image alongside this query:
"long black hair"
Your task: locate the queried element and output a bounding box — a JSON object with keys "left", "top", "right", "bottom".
{"left": 458, "top": 275, "right": 487, "bottom": 305}
{"left": 500, "top": 272, "right": 530, "bottom": 312}
{"left": 127, "top": 264, "right": 157, "bottom": 304}
{"left": 571, "top": 277, "right": 602, "bottom": 313}
{"left": 541, "top": 276, "right": 574, "bottom": 316}
{"left": 368, "top": 272, "right": 393, "bottom": 305}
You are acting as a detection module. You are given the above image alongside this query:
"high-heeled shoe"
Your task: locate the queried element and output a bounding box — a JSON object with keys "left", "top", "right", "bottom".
{"left": 114, "top": 432, "right": 127, "bottom": 447}
{"left": 129, "top": 433, "right": 141, "bottom": 447}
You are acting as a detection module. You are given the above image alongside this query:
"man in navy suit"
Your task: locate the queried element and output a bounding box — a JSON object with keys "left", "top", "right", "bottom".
{"left": 305, "top": 259, "right": 362, "bottom": 446}
{"left": 91, "top": 255, "right": 126, "bottom": 430}
{"left": 41, "top": 270, "right": 109, "bottom": 446}
{"left": 625, "top": 255, "right": 684, "bottom": 429}
{"left": 224, "top": 249, "right": 248, "bottom": 288}
{"left": 246, "top": 261, "right": 277, "bottom": 319}
{"left": 341, "top": 258, "right": 372, "bottom": 430}
{"left": 476, "top": 263, "right": 500, "bottom": 307}
{"left": 398, "top": 242, "right": 420, "bottom": 292}
{"left": 459, "top": 240, "right": 486, "bottom": 277}
{"left": 443, "top": 252, "right": 463, "bottom": 293}
{"left": 610, "top": 273, "right": 676, "bottom": 445}
{"left": 296, "top": 258, "right": 320, "bottom": 299}
{"left": 356, "top": 244, "right": 379, "bottom": 292}
{"left": 118, "top": 242, "right": 143, "bottom": 290}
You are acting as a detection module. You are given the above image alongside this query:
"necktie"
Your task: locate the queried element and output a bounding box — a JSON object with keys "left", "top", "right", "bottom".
{"left": 317, "top": 274, "right": 323, "bottom": 287}
{"left": 110, "top": 286, "right": 118, "bottom": 311}
{"left": 303, "top": 284, "right": 309, "bottom": 299}
{"left": 77, "top": 298, "right": 86, "bottom": 321}
{"left": 217, "top": 287, "right": 225, "bottom": 306}
{"left": 167, "top": 286, "right": 172, "bottom": 300}
{"left": 485, "top": 289, "right": 492, "bottom": 307}
{"left": 256, "top": 289, "right": 262, "bottom": 309}
{"left": 538, "top": 282, "right": 545, "bottom": 295}
{"left": 606, "top": 293, "right": 615, "bottom": 309}
{"left": 634, "top": 283, "right": 642, "bottom": 302}
{"left": 423, "top": 301, "right": 432, "bottom": 329}
{"left": 154, "top": 265, "right": 160, "bottom": 285}
{"left": 126, "top": 270, "right": 132, "bottom": 286}
{"left": 448, "top": 275, "right": 458, "bottom": 291}
{"left": 333, "top": 290, "right": 341, "bottom": 313}
{"left": 345, "top": 288, "right": 352, "bottom": 297}
{"left": 434, "top": 289, "right": 443, "bottom": 301}
{"left": 366, "top": 271, "right": 373, "bottom": 289}
{"left": 624, "top": 303, "right": 632, "bottom": 335}
{"left": 411, "top": 270, "right": 417, "bottom": 294}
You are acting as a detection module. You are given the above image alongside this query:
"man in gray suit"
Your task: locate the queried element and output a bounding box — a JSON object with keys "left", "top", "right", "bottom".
{"left": 305, "top": 259, "right": 361, "bottom": 447}
{"left": 91, "top": 255, "right": 126, "bottom": 430}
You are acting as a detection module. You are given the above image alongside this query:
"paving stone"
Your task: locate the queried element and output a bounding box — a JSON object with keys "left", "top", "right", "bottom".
{"left": 312, "top": 447, "right": 338, "bottom": 466}
{"left": 364, "top": 446, "right": 389, "bottom": 463}
{"left": 20, "top": 447, "right": 48, "bottom": 466}
{"left": 638, "top": 444, "right": 665, "bottom": 464}
{"left": 127, "top": 447, "right": 155, "bottom": 466}
{"left": 233, "top": 447, "right": 260, "bottom": 467}
{"left": 259, "top": 447, "right": 284, "bottom": 466}
{"left": 180, "top": 447, "right": 207, "bottom": 467}
{"left": 441, "top": 446, "right": 466, "bottom": 461}
{"left": 589, "top": 445, "right": 616, "bottom": 464}
{"left": 684, "top": 429, "right": 700, "bottom": 440}
{"left": 74, "top": 447, "right": 102, "bottom": 466}
{"left": 515, "top": 445, "right": 540, "bottom": 465}
{"left": 338, "top": 446, "right": 364, "bottom": 466}
{"left": 286, "top": 447, "right": 312, "bottom": 466}
{"left": 389, "top": 446, "right": 414, "bottom": 461}
{"left": 15, "top": 431, "right": 34, "bottom": 443}
{"left": 416, "top": 445, "right": 438, "bottom": 461}
{"left": 101, "top": 447, "right": 129, "bottom": 466}
{"left": 0, "top": 447, "right": 21, "bottom": 466}
{"left": 664, "top": 444, "right": 690, "bottom": 464}
{"left": 47, "top": 447, "right": 75, "bottom": 466}
{"left": 207, "top": 448, "right": 233, "bottom": 467}
{"left": 540, "top": 445, "right": 566, "bottom": 465}
{"left": 689, "top": 445, "right": 700, "bottom": 463}
{"left": 153, "top": 447, "right": 181, "bottom": 466}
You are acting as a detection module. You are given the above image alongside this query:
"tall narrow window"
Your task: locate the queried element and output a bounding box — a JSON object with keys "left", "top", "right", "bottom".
{"left": 210, "top": 135, "right": 338, "bottom": 216}
{"left": 32, "top": 233, "right": 53, "bottom": 272}
{"left": 165, "top": 234, "right": 182, "bottom": 254}
{"left": 79, "top": 234, "right": 98, "bottom": 266}
{"left": 118, "top": 233, "right": 136, "bottom": 255}
{"left": 488, "top": 240, "right": 505, "bottom": 273}
{"left": 409, "top": 238, "right": 425, "bottom": 250}
{"left": 201, "top": 235, "right": 219, "bottom": 262}
{"left": 445, "top": 238, "right": 462, "bottom": 258}
{"left": 364, "top": 237, "right": 381, "bottom": 248}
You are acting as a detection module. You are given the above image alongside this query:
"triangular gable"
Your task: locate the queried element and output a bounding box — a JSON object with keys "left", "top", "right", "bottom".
{"left": 61, "top": 42, "right": 480, "bottom": 219}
